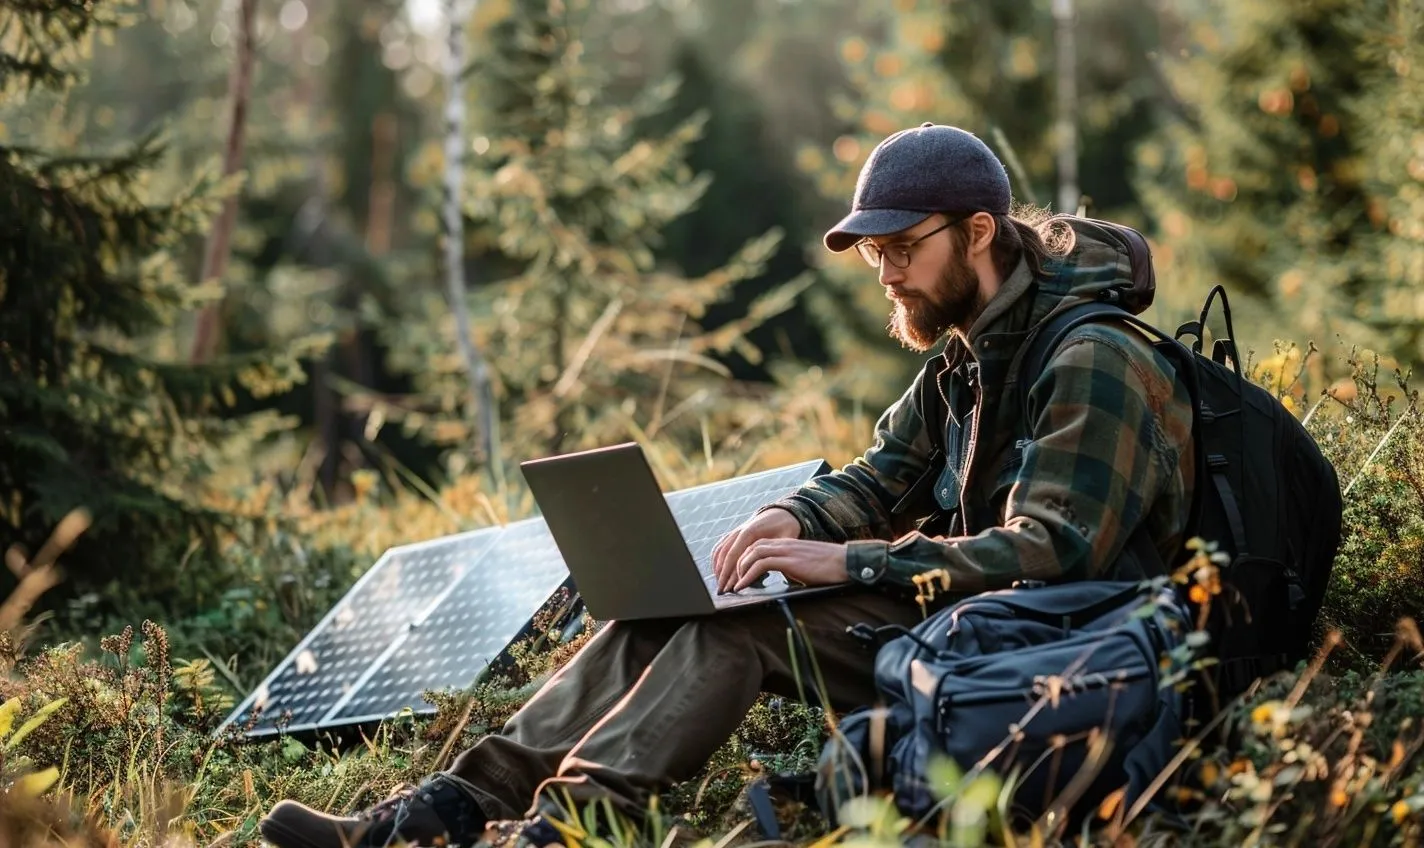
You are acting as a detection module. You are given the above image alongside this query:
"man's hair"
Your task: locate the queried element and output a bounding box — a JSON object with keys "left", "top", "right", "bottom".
{"left": 947, "top": 203, "right": 1076, "bottom": 280}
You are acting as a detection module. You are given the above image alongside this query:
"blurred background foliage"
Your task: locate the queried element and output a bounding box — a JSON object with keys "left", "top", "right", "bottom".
{"left": 1, "top": 0, "right": 1421, "bottom": 679}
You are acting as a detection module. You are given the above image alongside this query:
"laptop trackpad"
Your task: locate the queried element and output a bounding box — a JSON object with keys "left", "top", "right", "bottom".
{"left": 703, "top": 569, "right": 796, "bottom": 604}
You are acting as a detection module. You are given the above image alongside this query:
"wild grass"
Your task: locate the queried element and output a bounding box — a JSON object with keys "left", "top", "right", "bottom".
{"left": 1, "top": 347, "right": 1421, "bottom": 847}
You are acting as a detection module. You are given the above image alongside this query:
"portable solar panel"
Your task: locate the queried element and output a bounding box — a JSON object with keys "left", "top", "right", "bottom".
{"left": 219, "top": 455, "right": 830, "bottom": 740}
{"left": 330, "top": 517, "right": 570, "bottom": 724}
{"left": 219, "top": 527, "right": 504, "bottom": 738}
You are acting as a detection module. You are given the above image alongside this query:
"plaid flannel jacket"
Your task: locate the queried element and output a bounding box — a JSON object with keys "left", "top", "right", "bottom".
{"left": 766, "top": 229, "right": 1196, "bottom": 599}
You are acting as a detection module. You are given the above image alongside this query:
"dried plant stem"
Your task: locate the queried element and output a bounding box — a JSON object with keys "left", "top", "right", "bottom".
{"left": 1118, "top": 702, "right": 1236, "bottom": 830}
{"left": 0, "top": 562, "right": 62, "bottom": 633}
{"left": 647, "top": 313, "right": 687, "bottom": 438}
{"left": 435, "top": 696, "right": 478, "bottom": 772}
{"left": 1345, "top": 407, "right": 1415, "bottom": 497}
{"left": 553, "top": 298, "right": 623, "bottom": 398}
{"left": 990, "top": 124, "right": 1040, "bottom": 207}
{"left": 1, "top": 509, "right": 91, "bottom": 633}
{"left": 1285, "top": 629, "right": 1342, "bottom": 710}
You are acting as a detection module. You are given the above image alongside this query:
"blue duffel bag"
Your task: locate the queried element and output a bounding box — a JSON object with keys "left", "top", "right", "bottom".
{"left": 816, "top": 578, "right": 1195, "bottom": 829}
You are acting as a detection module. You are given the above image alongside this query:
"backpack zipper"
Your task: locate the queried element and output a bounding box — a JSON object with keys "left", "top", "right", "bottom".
{"left": 935, "top": 664, "right": 1153, "bottom": 735}
{"left": 943, "top": 585, "right": 1147, "bottom": 631}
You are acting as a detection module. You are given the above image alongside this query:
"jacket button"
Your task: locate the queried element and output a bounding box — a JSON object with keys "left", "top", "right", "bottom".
{"left": 860, "top": 567, "right": 876, "bottom": 580}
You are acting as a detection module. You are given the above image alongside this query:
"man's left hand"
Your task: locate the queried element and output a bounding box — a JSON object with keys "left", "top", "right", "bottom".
{"left": 731, "top": 539, "right": 850, "bottom": 593}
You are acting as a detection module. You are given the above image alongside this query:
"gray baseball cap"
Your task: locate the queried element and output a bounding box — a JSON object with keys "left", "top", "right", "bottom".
{"left": 824, "top": 123, "right": 1012, "bottom": 253}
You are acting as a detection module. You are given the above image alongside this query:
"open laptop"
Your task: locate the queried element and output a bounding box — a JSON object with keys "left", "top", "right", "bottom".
{"left": 520, "top": 442, "right": 843, "bottom": 621}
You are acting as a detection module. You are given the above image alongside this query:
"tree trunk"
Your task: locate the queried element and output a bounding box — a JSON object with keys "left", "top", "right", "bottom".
{"left": 1053, "top": 0, "right": 1081, "bottom": 215}
{"left": 442, "top": 0, "right": 498, "bottom": 465}
{"left": 190, "top": 0, "right": 260, "bottom": 363}
{"left": 549, "top": 284, "right": 570, "bottom": 454}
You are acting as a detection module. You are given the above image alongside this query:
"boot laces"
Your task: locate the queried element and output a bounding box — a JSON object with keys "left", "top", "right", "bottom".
{"left": 363, "top": 774, "right": 480, "bottom": 846}
{"left": 367, "top": 783, "right": 426, "bottom": 822}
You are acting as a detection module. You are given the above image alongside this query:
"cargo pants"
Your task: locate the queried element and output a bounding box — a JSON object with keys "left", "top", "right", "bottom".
{"left": 446, "top": 589, "right": 924, "bottom": 821}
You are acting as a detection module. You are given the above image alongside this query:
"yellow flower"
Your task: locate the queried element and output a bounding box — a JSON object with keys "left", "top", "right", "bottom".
{"left": 1199, "top": 761, "right": 1219, "bottom": 787}
{"left": 1392, "top": 799, "right": 1412, "bottom": 825}
{"left": 351, "top": 469, "right": 379, "bottom": 502}
{"left": 1096, "top": 787, "right": 1125, "bottom": 820}
{"left": 1251, "top": 702, "right": 1279, "bottom": 727}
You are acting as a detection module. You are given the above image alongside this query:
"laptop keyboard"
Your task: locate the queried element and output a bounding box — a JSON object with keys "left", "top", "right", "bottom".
{"left": 663, "top": 461, "right": 827, "bottom": 581}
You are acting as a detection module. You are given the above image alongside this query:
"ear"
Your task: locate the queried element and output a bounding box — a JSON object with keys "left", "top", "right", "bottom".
{"left": 966, "top": 212, "right": 996, "bottom": 257}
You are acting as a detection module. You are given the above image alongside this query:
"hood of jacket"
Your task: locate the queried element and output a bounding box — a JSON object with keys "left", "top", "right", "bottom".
{"left": 959, "top": 222, "right": 1139, "bottom": 364}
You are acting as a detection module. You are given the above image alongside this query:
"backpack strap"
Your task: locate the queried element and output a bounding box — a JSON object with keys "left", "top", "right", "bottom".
{"left": 1172, "top": 284, "right": 1250, "bottom": 558}
{"left": 1014, "top": 299, "right": 1207, "bottom": 579}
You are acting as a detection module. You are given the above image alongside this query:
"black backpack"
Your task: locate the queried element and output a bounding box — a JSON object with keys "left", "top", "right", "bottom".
{"left": 913, "top": 215, "right": 1344, "bottom": 710}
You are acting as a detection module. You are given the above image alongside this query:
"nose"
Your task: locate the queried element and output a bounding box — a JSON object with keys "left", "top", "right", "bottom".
{"left": 878, "top": 258, "right": 905, "bottom": 287}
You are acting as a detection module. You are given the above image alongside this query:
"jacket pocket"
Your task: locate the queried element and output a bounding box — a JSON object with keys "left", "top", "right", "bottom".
{"left": 933, "top": 462, "right": 961, "bottom": 511}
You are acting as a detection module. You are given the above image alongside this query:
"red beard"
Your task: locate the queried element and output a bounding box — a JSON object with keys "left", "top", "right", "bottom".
{"left": 887, "top": 257, "right": 984, "bottom": 352}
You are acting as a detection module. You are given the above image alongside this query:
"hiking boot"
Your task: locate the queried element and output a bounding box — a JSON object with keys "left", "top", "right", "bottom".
{"left": 259, "top": 771, "right": 488, "bottom": 848}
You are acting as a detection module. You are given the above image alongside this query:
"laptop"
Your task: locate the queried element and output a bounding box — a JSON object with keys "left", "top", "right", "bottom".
{"left": 520, "top": 442, "right": 843, "bottom": 621}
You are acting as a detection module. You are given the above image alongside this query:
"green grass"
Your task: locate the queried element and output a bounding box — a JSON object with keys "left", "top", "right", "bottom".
{"left": 3, "top": 351, "right": 1422, "bottom": 846}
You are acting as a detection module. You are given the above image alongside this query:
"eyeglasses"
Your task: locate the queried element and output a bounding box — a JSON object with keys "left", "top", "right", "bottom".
{"left": 854, "top": 215, "right": 966, "bottom": 269}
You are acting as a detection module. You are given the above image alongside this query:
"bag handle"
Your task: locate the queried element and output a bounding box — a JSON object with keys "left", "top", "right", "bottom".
{"left": 1175, "top": 284, "right": 1244, "bottom": 382}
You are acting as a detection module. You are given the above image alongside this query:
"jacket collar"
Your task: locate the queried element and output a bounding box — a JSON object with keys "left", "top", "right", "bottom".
{"left": 933, "top": 255, "right": 1040, "bottom": 392}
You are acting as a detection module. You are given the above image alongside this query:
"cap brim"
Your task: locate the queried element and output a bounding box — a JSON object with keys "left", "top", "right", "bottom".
{"left": 823, "top": 208, "right": 932, "bottom": 253}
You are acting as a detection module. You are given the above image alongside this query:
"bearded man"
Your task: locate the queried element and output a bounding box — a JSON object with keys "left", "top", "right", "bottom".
{"left": 258, "top": 123, "right": 1196, "bottom": 848}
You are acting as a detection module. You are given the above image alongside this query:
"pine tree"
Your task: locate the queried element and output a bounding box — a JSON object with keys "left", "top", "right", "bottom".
{"left": 380, "top": 0, "right": 808, "bottom": 470}
{"left": 62, "top": 0, "right": 452, "bottom": 499}
{"left": 0, "top": 0, "right": 306, "bottom": 599}
{"left": 1349, "top": 0, "right": 1424, "bottom": 363}
{"left": 1133, "top": 0, "right": 1394, "bottom": 362}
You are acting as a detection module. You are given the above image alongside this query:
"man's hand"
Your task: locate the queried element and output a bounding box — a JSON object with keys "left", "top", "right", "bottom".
{"left": 727, "top": 539, "right": 850, "bottom": 593}
{"left": 712, "top": 507, "right": 801, "bottom": 593}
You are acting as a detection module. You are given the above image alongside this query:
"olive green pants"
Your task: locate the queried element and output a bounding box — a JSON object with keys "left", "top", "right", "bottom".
{"left": 447, "top": 589, "right": 924, "bottom": 821}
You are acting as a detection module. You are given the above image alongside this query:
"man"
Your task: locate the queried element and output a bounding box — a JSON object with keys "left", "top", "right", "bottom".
{"left": 259, "top": 124, "right": 1195, "bottom": 848}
